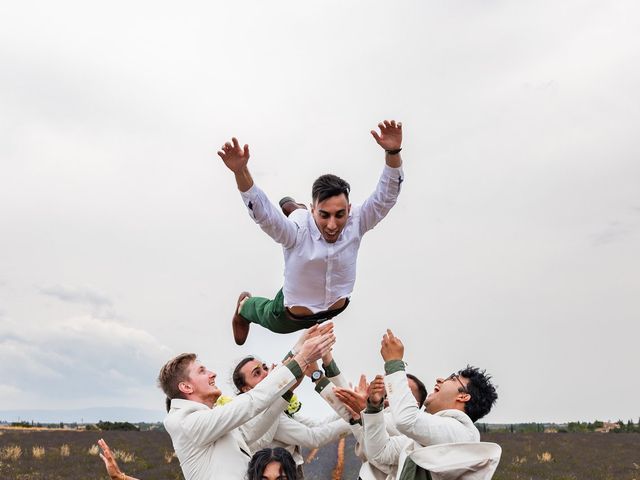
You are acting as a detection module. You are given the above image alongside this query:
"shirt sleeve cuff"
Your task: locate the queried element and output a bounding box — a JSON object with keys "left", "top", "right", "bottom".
{"left": 365, "top": 398, "right": 384, "bottom": 414}
{"left": 281, "top": 390, "right": 294, "bottom": 402}
{"left": 314, "top": 377, "right": 331, "bottom": 393}
{"left": 322, "top": 359, "right": 340, "bottom": 378}
{"left": 384, "top": 359, "right": 406, "bottom": 375}
{"left": 285, "top": 359, "right": 304, "bottom": 380}
{"left": 239, "top": 183, "right": 259, "bottom": 200}
{"left": 383, "top": 164, "right": 404, "bottom": 176}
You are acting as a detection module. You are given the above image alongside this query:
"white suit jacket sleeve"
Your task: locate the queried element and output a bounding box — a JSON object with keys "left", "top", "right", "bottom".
{"left": 239, "top": 396, "right": 288, "bottom": 445}
{"left": 173, "top": 365, "right": 296, "bottom": 446}
{"left": 361, "top": 410, "right": 409, "bottom": 468}
{"left": 294, "top": 410, "right": 341, "bottom": 427}
{"left": 386, "top": 370, "right": 474, "bottom": 446}
{"left": 273, "top": 414, "right": 350, "bottom": 449}
{"left": 240, "top": 184, "right": 298, "bottom": 248}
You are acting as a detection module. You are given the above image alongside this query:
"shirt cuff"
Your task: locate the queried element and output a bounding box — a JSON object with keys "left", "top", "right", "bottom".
{"left": 314, "top": 377, "right": 331, "bottom": 394}
{"left": 322, "top": 359, "right": 340, "bottom": 378}
{"left": 239, "top": 183, "right": 259, "bottom": 199}
{"left": 384, "top": 359, "right": 406, "bottom": 375}
{"left": 285, "top": 359, "right": 304, "bottom": 380}
{"left": 382, "top": 164, "right": 404, "bottom": 177}
{"left": 281, "top": 390, "right": 294, "bottom": 402}
{"left": 365, "top": 398, "right": 384, "bottom": 414}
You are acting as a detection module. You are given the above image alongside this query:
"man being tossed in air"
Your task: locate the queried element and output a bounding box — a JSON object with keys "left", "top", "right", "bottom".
{"left": 218, "top": 120, "right": 404, "bottom": 344}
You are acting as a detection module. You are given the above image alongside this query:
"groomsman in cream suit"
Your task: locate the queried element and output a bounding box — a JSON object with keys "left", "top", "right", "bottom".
{"left": 335, "top": 330, "right": 500, "bottom": 480}
{"left": 159, "top": 330, "right": 335, "bottom": 480}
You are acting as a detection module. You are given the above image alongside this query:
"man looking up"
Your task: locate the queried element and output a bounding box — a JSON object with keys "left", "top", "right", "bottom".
{"left": 335, "top": 330, "right": 499, "bottom": 479}
{"left": 218, "top": 120, "right": 404, "bottom": 344}
{"left": 159, "top": 330, "right": 335, "bottom": 480}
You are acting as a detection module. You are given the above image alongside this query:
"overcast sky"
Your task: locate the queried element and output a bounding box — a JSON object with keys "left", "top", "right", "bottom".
{"left": 1, "top": 1, "right": 639, "bottom": 424}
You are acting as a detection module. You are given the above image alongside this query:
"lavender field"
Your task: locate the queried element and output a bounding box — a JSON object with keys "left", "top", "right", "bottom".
{"left": 1, "top": 428, "right": 639, "bottom": 479}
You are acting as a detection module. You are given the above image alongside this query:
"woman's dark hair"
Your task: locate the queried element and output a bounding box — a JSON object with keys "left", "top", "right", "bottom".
{"left": 312, "top": 174, "right": 350, "bottom": 204}
{"left": 406, "top": 373, "right": 428, "bottom": 407}
{"left": 246, "top": 447, "right": 298, "bottom": 480}
{"left": 458, "top": 365, "right": 498, "bottom": 422}
{"left": 232, "top": 356, "right": 256, "bottom": 394}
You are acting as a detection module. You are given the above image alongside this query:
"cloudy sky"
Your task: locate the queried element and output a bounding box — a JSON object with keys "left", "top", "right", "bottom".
{"left": 1, "top": 1, "right": 638, "bottom": 424}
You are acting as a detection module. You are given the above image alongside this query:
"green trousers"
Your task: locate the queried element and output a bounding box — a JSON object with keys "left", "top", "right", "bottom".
{"left": 239, "top": 289, "right": 348, "bottom": 334}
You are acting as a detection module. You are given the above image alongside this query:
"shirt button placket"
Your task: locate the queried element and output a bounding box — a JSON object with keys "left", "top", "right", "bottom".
{"left": 325, "top": 244, "right": 333, "bottom": 306}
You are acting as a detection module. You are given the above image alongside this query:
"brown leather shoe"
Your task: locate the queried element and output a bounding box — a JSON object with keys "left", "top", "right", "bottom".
{"left": 279, "top": 197, "right": 307, "bottom": 217}
{"left": 232, "top": 291, "right": 252, "bottom": 345}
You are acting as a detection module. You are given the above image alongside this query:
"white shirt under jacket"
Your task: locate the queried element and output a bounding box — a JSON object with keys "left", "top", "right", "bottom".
{"left": 362, "top": 370, "right": 480, "bottom": 480}
{"left": 164, "top": 365, "right": 297, "bottom": 480}
{"left": 240, "top": 164, "right": 404, "bottom": 313}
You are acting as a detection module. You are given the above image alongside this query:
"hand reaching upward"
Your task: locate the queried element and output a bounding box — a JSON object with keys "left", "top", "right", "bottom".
{"left": 371, "top": 120, "right": 402, "bottom": 151}
{"left": 217, "top": 136, "right": 253, "bottom": 192}
{"left": 218, "top": 137, "right": 250, "bottom": 173}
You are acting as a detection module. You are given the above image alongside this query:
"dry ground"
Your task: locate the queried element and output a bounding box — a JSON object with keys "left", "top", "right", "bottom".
{"left": 1, "top": 428, "right": 639, "bottom": 479}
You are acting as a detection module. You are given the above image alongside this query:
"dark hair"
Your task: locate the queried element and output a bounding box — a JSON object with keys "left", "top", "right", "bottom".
{"left": 406, "top": 373, "right": 428, "bottom": 407}
{"left": 312, "top": 174, "right": 350, "bottom": 204}
{"left": 158, "top": 353, "right": 197, "bottom": 412}
{"left": 232, "top": 356, "right": 256, "bottom": 394}
{"left": 458, "top": 365, "right": 497, "bottom": 422}
{"left": 246, "top": 447, "right": 298, "bottom": 480}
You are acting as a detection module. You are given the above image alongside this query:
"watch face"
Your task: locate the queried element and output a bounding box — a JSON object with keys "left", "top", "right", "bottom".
{"left": 311, "top": 370, "right": 322, "bottom": 381}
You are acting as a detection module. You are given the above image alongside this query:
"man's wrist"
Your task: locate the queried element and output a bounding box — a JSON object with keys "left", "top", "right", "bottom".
{"left": 385, "top": 148, "right": 402, "bottom": 155}
{"left": 365, "top": 398, "right": 384, "bottom": 413}
{"left": 384, "top": 359, "right": 406, "bottom": 374}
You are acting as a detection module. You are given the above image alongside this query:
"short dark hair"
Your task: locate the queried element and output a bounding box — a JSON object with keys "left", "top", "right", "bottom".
{"left": 246, "top": 447, "right": 298, "bottom": 480}
{"left": 312, "top": 174, "right": 350, "bottom": 204}
{"left": 458, "top": 365, "right": 497, "bottom": 422}
{"left": 158, "top": 353, "right": 197, "bottom": 412}
{"left": 232, "top": 356, "right": 256, "bottom": 394}
{"left": 406, "top": 373, "right": 428, "bottom": 407}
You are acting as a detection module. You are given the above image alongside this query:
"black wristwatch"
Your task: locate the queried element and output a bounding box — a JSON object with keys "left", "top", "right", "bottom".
{"left": 310, "top": 369, "right": 323, "bottom": 383}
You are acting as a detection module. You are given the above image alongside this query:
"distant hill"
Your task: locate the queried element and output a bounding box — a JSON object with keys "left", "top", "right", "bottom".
{"left": 0, "top": 407, "right": 164, "bottom": 424}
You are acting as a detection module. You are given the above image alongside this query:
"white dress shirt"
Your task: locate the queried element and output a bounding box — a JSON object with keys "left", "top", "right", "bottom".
{"left": 240, "top": 164, "right": 403, "bottom": 312}
{"left": 164, "top": 365, "right": 297, "bottom": 480}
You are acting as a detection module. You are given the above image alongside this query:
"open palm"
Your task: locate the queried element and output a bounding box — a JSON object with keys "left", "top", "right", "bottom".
{"left": 371, "top": 120, "right": 402, "bottom": 150}
{"left": 218, "top": 137, "right": 250, "bottom": 173}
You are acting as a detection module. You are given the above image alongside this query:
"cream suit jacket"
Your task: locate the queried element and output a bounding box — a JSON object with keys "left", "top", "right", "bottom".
{"left": 164, "top": 364, "right": 296, "bottom": 480}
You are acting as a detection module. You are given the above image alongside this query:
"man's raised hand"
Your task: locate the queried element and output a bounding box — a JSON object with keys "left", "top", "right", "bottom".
{"left": 298, "top": 330, "right": 336, "bottom": 364}
{"left": 371, "top": 120, "right": 402, "bottom": 151}
{"left": 218, "top": 137, "right": 250, "bottom": 173}
{"left": 368, "top": 374, "right": 385, "bottom": 405}
{"left": 380, "top": 328, "right": 404, "bottom": 362}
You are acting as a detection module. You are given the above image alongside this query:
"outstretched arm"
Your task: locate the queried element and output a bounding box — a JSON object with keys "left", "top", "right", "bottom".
{"left": 219, "top": 136, "right": 299, "bottom": 247}
{"left": 358, "top": 120, "right": 405, "bottom": 234}
{"left": 98, "top": 439, "right": 140, "bottom": 480}
{"left": 371, "top": 120, "right": 403, "bottom": 168}
{"left": 218, "top": 137, "right": 254, "bottom": 192}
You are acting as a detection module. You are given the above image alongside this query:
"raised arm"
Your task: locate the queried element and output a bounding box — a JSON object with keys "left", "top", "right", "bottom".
{"left": 218, "top": 136, "right": 298, "bottom": 247}
{"left": 359, "top": 120, "right": 405, "bottom": 234}
{"left": 371, "top": 120, "right": 403, "bottom": 169}
{"left": 381, "top": 330, "right": 474, "bottom": 445}
{"left": 218, "top": 137, "right": 253, "bottom": 192}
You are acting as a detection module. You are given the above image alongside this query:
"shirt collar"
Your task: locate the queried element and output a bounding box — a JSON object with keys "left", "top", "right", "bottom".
{"left": 308, "top": 215, "right": 323, "bottom": 241}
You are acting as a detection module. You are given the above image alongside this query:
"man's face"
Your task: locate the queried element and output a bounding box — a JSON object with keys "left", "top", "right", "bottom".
{"left": 311, "top": 194, "right": 350, "bottom": 243}
{"left": 184, "top": 361, "right": 221, "bottom": 404}
{"left": 239, "top": 359, "right": 270, "bottom": 393}
{"left": 424, "top": 373, "right": 470, "bottom": 414}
